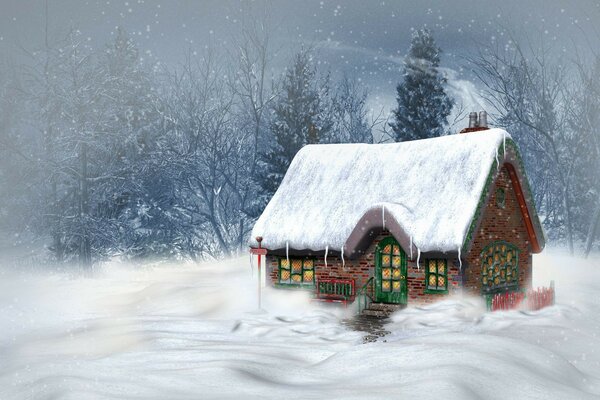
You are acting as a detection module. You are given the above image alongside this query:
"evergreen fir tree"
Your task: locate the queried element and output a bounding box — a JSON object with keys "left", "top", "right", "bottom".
{"left": 390, "top": 29, "right": 453, "bottom": 141}
{"left": 258, "top": 49, "right": 329, "bottom": 200}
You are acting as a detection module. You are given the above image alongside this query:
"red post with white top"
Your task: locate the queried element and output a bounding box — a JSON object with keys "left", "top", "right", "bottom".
{"left": 250, "top": 236, "right": 267, "bottom": 309}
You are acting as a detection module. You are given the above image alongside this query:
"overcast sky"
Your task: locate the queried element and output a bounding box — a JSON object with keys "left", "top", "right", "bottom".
{"left": 2, "top": 0, "right": 599, "bottom": 122}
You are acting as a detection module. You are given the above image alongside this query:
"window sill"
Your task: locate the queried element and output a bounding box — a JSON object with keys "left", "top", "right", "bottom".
{"left": 424, "top": 289, "right": 448, "bottom": 295}
{"left": 274, "top": 283, "right": 315, "bottom": 290}
{"left": 481, "top": 285, "right": 519, "bottom": 295}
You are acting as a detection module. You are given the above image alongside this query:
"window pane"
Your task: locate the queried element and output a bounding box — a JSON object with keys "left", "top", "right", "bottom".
{"left": 291, "top": 274, "right": 302, "bottom": 283}
{"left": 281, "top": 259, "right": 290, "bottom": 269}
{"left": 392, "top": 256, "right": 401, "bottom": 267}
{"left": 382, "top": 268, "right": 391, "bottom": 279}
{"left": 383, "top": 244, "right": 392, "bottom": 254}
{"left": 392, "top": 268, "right": 401, "bottom": 279}
{"left": 382, "top": 280, "right": 391, "bottom": 292}
{"left": 303, "top": 270, "right": 314, "bottom": 283}
{"left": 429, "top": 260, "right": 437, "bottom": 273}
{"left": 304, "top": 259, "right": 314, "bottom": 269}
{"left": 438, "top": 262, "right": 445, "bottom": 274}
{"left": 429, "top": 275, "right": 437, "bottom": 287}
{"left": 292, "top": 259, "right": 302, "bottom": 273}
{"left": 438, "top": 276, "right": 446, "bottom": 287}
{"left": 280, "top": 269, "right": 290, "bottom": 281}
{"left": 393, "top": 246, "right": 401, "bottom": 255}
{"left": 382, "top": 255, "right": 391, "bottom": 267}
{"left": 392, "top": 281, "right": 401, "bottom": 292}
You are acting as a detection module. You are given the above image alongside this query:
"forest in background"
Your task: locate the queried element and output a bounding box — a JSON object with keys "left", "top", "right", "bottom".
{"left": 0, "top": 8, "right": 599, "bottom": 267}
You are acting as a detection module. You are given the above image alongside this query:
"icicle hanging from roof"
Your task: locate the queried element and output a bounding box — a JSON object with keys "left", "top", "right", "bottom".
{"left": 324, "top": 245, "right": 329, "bottom": 268}
{"left": 495, "top": 146, "right": 500, "bottom": 171}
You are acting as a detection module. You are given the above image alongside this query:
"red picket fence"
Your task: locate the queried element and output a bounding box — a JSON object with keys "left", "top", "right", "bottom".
{"left": 525, "top": 285, "right": 555, "bottom": 311}
{"left": 491, "top": 291, "right": 525, "bottom": 311}
{"left": 490, "top": 281, "right": 555, "bottom": 312}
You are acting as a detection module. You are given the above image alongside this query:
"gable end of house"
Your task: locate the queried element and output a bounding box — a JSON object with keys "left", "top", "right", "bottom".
{"left": 461, "top": 137, "right": 545, "bottom": 255}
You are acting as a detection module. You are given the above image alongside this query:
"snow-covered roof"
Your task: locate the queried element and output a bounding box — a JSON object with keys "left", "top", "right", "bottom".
{"left": 250, "top": 129, "right": 539, "bottom": 255}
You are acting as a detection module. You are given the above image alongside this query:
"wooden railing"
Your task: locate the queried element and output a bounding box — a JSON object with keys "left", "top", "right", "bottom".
{"left": 314, "top": 278, "right": 355, "bottom": 305}
{"left": 488, "top": 281, "right": 555, "bottom": 312}
{"left": 355, "top": 277, "right": 374, "bottom": 314}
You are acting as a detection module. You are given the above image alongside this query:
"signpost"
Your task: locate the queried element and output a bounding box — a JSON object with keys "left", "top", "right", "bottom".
{"left": 250, "top": 236, "right": 267, "bottom": 309}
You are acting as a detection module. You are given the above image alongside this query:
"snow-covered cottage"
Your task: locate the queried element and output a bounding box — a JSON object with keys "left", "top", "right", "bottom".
{"left": 250, "top": 119, "right": 545, "bottom": 310}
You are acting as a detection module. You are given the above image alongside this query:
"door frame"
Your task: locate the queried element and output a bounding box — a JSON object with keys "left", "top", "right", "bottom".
{"left": 374, "top": 236, "right": 407, "bottom": 304}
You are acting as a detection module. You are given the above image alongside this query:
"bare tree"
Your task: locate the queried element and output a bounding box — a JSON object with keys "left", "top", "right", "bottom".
{"left": 472, "top": 38, "right": 580, "bottom": 254}
{"left": 570, "top": 56, "right": 600, "bottom": 257}
{"left": 328, "top": 74, "right": 376, "bottom": 144}
{"left": 227, "top": 5, "right": 280, "bottom": 240}
{"left": 162, "top": 49, "right": 242, "bottom": 258}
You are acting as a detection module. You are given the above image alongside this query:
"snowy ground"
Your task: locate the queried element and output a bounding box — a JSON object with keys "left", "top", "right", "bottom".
{"left": 1, "top": 249, "right": 600, "bottom": 399}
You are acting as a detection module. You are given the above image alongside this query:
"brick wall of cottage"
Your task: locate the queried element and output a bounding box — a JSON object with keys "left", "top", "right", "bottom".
{"left": 463, "top": 164, "right": 533, "bottom": 296}
{"left": 267, "top": 233, "right": 463, "bottom": 305}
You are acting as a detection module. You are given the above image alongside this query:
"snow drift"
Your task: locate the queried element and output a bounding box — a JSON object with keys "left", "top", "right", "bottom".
{"left": 0, "top": 249, "right": 599, "bottom": 399}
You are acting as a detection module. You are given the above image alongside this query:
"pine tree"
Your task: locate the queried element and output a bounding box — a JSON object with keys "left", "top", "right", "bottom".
{"left": 258, "top": 49, "right": 330, "bottom": 200}
{"left": 390, "top": 29, "right": 453, "bottom": 141}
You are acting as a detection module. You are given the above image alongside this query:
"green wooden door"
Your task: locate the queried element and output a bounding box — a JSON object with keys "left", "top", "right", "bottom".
{"left": 375, "top": 237, "right": 407, "bottom": 304}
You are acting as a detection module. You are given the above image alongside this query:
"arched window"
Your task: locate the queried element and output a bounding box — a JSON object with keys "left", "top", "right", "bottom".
{"left": 481, "top": 242, "right": 519, "bottom": 294}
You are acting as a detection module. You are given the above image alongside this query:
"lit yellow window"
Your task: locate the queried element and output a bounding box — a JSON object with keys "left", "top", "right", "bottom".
{"left": 425, "top": 259, "right": 448, "bottom": 292}
{"left": 279, "top": 258, "right": 316, "bottom": 286}
{"left": 481, "top": 242, "right": 519, "bottom": 293}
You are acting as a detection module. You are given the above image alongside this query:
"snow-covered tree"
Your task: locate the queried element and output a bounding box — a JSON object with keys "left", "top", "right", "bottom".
{"left": 258, "top": 48, "right": 331, "bottom": 201}
{"left": 94, "top": 28, "right": 167, "bottom": 258}
{"left": 390, "top": 29, "right": 453, "bottom": 142}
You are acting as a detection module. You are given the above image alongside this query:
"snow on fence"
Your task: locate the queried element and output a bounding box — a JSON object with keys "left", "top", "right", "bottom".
{"left": 489, "top": 281, "right": 555, "bottom": 312}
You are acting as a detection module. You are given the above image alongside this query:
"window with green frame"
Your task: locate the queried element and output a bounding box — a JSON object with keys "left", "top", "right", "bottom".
{"left": 496, "top": 188, "right": 506, "bottom": 208}
{"left": 425, "top": 259, "right": 448, "bottom": 293}
{"left": 279, "top": 258, "right": 315, "bottom": 286}
{"left": 481, "top": 242, "right": 519, "bottom": 294}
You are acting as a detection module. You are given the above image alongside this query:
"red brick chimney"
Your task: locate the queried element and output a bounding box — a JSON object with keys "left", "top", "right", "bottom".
{"left": 460, "top": 111, "right": 490, "bottom": 133}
